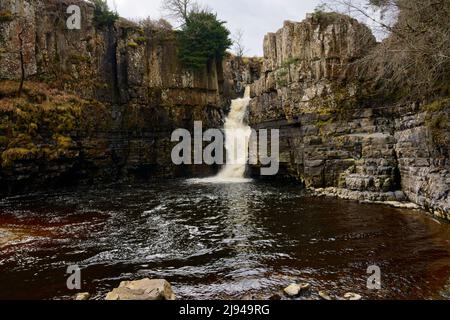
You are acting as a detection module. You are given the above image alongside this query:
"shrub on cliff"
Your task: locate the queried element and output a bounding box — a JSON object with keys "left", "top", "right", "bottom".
{"left": 88, "top": 0, "right": 119, "bottom": 27}
{"left": 0, "top": 10, "right": 14, "bottom": 23}
{"left": 322, "top": 0, "right": 450, "bottom": 100}
{"left": 178, "top": 11, "right": 232, "bottom": 70}
{"left": 365, "top": 0, "right": 450, "bottom": 99}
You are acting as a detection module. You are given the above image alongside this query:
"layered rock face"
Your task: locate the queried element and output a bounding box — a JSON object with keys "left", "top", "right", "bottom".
{"left": 222, "top": 55, "right": 262, "bottom": 100}
{"left": 249, "top": 13, "right": 449, "bottom": 219}
{"left": 0, "top": 0, "right": 241, "bottom": 192}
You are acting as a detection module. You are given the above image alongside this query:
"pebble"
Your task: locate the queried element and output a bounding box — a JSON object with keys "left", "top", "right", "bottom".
{"left": 283, "top": 283, "right": 311, "bottom": 297}
{"left": 75, "top": 292, "right": 91, "bottom": 300}
{"left": 343, "top": 292, "right": 362, "bottom": 300}
{"left": 318, "top": 291, "right": 332, "bottom": 300}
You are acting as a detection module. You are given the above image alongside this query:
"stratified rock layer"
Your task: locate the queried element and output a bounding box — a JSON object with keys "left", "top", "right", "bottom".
{"left": 249, "top": 13, "right": 449, "bottom": 219}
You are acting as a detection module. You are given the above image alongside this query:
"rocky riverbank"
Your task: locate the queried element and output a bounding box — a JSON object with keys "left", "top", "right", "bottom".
{"left": 73, "top": 277, "right": 363, "bottom": 301}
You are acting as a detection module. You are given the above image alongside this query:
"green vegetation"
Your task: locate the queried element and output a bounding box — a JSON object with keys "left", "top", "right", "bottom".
{"left": 178, "top": 11, "right": 232, "bottom": 70}
{"left": 275, "top": 67, "right": 289, "bottom": 87}
{"left": 277, "top": 69, "right": 288, "bottom": 77}
{"left": 0, "top": 135, "right": 8, "bottom": 146}
{"left": 1, "top": 147, "right": 37, "bottom": 167}
{"left": 281, "top": 57, "right": 300, "bottom": 68}
{"left": 68, "top": 54, "right": 91, "bottom": 64}
{"left": 312, "top": 4, "right": 327, "bottom": 20}
{"left": 135, "top": 36, "right": 147, "bottom": 44}
{"left": 316, "top": 118, "right": 333, "bottom": 129}
{"left": 0, "top": 10, "right": 14, "bottom": 23}
{"left": 127, "top": 40, "right": 139, "bottom": 48}
{"left": 423, "top": 98, "right": 449, "bottom": 150}
{"left": 422, "top": 97, "right": 450, "bottom": 113}
{"left": 0, "top": 80, "right": 109, "bottom": 167}
{"left": 88, "top": 0, "right": 119, "bottom": 27}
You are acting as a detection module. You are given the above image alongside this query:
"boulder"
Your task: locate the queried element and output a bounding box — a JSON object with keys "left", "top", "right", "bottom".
{"left": 343, "top": 292, "right": 362, "bottom": 300}
{"left": 74, "top": 292, "right": 91, "bottom": 300}
{"left": 105, "top": 279, "right": 176, "bottom": 301}
{"left": 283, "top": 283, "right": 310, "bottom": 297}
{"left": 318, "top": 291, "right": 332, "bottom": 300}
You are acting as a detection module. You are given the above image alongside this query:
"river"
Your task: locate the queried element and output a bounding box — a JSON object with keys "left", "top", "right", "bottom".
{"left": 0, "top": 180, "right": 449, "bottom": 300}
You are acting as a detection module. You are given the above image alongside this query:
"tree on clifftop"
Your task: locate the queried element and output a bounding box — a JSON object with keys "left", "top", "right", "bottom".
{"left": 177, "top": 10, "right": 232, "bottom": 70}
{"left": 232, "top": 29, "right": 247, "bottom": 60}
{"left": 162, "top": 0, "right": 194, "bottom": 24}
{"left": 88, "top": 0, "right": 119, "bottom": 27}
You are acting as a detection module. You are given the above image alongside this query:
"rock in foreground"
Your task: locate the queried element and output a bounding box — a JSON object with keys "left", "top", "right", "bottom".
{"left": 343, "top": 292, "right": 362, "bottom": 300}
{"left": 283, "top": 283, "right": 311, "bottom": 297}
{"left": 105, "top": 279, "right": 176, "bottom": 300}
{"left": 75, "top": 292, "right": 91, "bottom": 301}
{"left": 318, "top": 291, "right": 332, "bottom": 300}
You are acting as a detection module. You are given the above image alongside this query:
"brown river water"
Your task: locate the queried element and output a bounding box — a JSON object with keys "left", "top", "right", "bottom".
{"left": 0, "top": 180, "right": 449, "bottom": 300}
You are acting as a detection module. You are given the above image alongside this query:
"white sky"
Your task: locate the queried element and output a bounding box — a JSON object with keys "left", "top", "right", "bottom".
{"left": 107, "top": 0, "right": 322, "bottom": 56}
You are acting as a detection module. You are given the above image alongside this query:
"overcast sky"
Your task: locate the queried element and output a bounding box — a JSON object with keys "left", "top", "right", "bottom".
{"left": 107, "top": 0, "right": 322, "bottom": 56}
{"left": 107, "top": 0, "right": 390, "bottom": 56}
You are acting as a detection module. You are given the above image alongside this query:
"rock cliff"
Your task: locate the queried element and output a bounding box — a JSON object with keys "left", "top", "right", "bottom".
{"left": 0, "top": 0, "right": 248, "bottom": 192}
{"left": 249, "top": 13, "right": 449, "bottom": 219}
{"left": 0, "top": 2, "right": 448, "bottom": 220}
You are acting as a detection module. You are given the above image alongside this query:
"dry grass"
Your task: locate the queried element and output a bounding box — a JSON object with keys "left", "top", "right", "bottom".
{"left": 0, "top": 80, "right": 110, "bottom": 167}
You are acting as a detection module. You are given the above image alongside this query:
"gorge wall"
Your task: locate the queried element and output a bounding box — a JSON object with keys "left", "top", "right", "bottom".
{"left": 249, "top": 13, "right": 449, "bottom": 219}
{"left": 0, "top": 1, "right": 448, "bottom": 220}
{"left": 0, "top": 0, "right": 258, "bottom": 193}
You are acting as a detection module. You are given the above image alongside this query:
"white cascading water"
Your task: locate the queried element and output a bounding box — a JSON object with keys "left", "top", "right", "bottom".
{"left": 215, "top": 86, "right": 252, "bottom": 181}
{"left": 190, "top": 86, "right": 252, "bottom": 184}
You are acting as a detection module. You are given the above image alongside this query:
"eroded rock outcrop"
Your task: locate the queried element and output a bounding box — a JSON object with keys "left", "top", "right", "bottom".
{"left": 223, "top": 54, "right": 262, "bottom": 100}
{"left": 249, "top": 13, "right": 449, "bottom": 219}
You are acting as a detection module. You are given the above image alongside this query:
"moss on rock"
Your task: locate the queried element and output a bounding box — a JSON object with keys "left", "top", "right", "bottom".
{"left": 0, "top": 80, "right": 109, "bottom": 168}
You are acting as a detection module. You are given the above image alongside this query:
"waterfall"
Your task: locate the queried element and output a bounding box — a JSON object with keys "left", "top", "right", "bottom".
{"left": 189, "top": 86, "right": 252, "bottom": 184}
{"left": 216, "top": 86, "right": 252, "bottom": 180}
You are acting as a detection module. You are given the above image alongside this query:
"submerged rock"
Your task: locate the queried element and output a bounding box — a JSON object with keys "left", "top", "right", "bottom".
{"left": 269, "top": 294, "right": 282, "bottom": 300}
{"left": 0, "top": 229, "right": 16, "bottom": 247}
{"left": 105, "top": 279, "right": 176, "bottom": 301}
{"left": 0, "top": 228, "right": 31, "bottom": 247}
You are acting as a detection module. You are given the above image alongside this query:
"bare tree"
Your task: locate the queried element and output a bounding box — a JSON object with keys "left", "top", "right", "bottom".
{"left": 161, "top": 0, "right": 195, "bottom": 24}
{"left": 320, "top": 0, "right": 396, "bottom": 34}
{"left": 162, "top": 0, "right": 212, "bottom": 26}
{"left": 321, "top": 0, "right": 450, "bottom": 98}
{"left": 232, "top": 29, "right": 247, "bottom": 59}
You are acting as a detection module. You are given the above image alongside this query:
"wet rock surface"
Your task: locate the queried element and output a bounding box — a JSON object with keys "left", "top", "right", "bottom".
{"left": 74, "top": 292, "right": 91, "bottom": 301}
{"left": 105, "top": 279, "right": 176, "bottom": 301}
